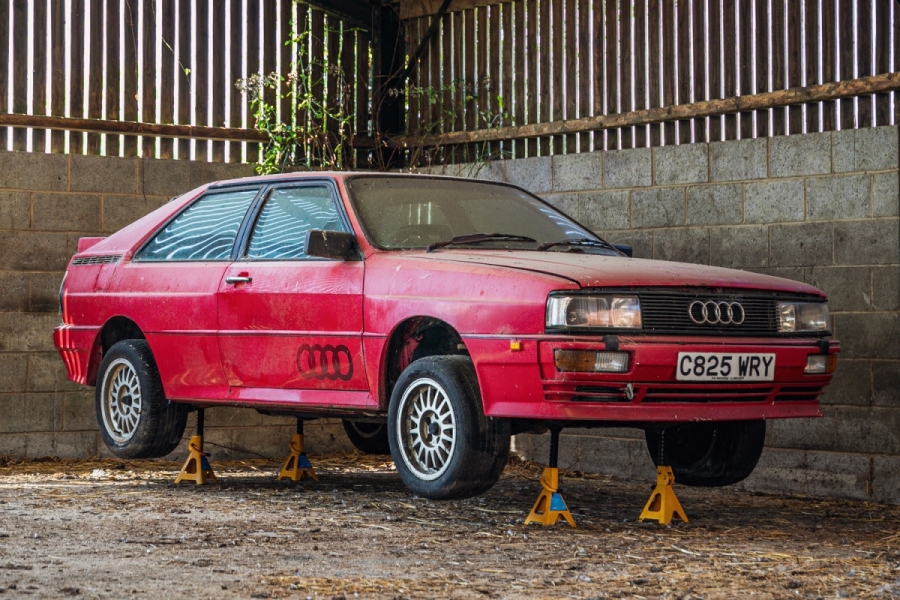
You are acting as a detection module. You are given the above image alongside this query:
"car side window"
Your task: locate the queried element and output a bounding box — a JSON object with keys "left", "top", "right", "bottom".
{"left": 246, "top": 185, "right": 347, "bottom": 260}
{"left": 138, "top": 189, "right": 258, "bottom": 261}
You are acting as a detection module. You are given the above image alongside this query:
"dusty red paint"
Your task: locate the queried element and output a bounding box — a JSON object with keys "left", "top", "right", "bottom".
{"left": 53, "top": 173, "right": 838, "bottom": 423}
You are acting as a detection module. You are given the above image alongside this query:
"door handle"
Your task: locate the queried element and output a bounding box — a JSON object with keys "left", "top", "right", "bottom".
{"left": 225, "top": 275, "right": 252, "bottom": 284}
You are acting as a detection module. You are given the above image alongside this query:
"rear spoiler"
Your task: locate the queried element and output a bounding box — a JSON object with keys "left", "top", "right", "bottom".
{"left": 77, "top": 237, "right": 106, "bottom": 252}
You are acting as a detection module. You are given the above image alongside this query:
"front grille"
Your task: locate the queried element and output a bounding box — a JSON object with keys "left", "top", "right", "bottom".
{"left": 640, "top": 289, "right": 776, "bottom": 336}
{"left": 72, "top": 255, "right": 121, "bottom": 265}
{"left": 637, "top": 288, "right": 812, "bottom": 337}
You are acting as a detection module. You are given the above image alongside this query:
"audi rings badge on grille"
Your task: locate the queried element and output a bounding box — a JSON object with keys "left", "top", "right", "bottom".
{"left": 296, "top": 344, "right": 354, "bottom": 381}
{"left": 688, "top": 300, "right": 746, "bottom": 325}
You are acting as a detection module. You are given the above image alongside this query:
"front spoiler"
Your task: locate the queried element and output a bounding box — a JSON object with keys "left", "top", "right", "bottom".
{"left": 485, "top": 397, "right": 823, "bottom": 422}
{"left": 468, "top": 335, "right": 838, "bottom": 423}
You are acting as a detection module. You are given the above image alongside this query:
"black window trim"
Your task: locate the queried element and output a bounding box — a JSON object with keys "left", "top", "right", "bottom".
{"left": 233, "top": 178, "right": 356, "bottom": 262}
{"left": 132, "top": 184, "right": 266, "bottom": 263}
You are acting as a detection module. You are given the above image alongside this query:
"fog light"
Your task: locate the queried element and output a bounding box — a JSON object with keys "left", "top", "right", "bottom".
{"left": 805, "top": 354, "right": 837, "bottom": 374}
{"left": 555, "top": 350, "right": 630, "bottom": 373}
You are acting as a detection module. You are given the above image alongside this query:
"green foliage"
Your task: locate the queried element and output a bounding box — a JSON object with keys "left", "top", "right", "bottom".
{"left": 236, "top": 29, "right": 355, "bottom": 175}
{"left": 405, "top": 76, "right": 513, "bottom": 169}
{"left": 238, "top": 29, "right": 512, "bottom": 174}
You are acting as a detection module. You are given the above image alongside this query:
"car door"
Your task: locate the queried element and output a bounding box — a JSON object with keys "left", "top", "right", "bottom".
{"left": 112, "top": 185, "right": 262, "bottom": 401}
{"left": 216, "top": 182, "right": 370, "bottom": 405}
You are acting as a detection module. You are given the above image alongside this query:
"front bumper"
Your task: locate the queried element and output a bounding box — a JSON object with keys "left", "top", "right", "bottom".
{"left": 466, "top": 335, "right": 839, "bottom": 422}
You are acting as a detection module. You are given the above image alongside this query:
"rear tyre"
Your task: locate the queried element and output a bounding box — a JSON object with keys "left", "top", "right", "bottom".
{"left": 342, "top": 420, "right": 390, "bottom": 455}
{"left": 387, "top": 356, "right": 510, "bottom": 500}
{"left": 645, "top": 420, "right": 766, "bottom": 487}
{"left": 95, "top": 340, "right": 188, "bottom": 459}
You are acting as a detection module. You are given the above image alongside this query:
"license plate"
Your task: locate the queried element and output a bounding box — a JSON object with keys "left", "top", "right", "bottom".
{"left": 676, "top": 352, "right": 776, "bottom": 382}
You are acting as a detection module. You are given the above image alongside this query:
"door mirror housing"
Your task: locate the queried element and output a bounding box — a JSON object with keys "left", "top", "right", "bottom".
{"left": 612, "top": 244, "right": 633, "bottom": 257}
{"left": 306, "top": 230, "right": 362, "bottom": 261}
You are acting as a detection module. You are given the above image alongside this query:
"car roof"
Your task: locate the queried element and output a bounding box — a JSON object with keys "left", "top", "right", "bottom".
{"left": 205, "top": 170, "right": 503, "bottom": 188}
{"left": 77, "top": 172, "right": 514, "bottom": 258}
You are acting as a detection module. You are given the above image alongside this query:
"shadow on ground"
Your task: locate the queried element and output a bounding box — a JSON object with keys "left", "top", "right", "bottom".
{"left": 0, "top": 453, "right": 898, "bottom": 599}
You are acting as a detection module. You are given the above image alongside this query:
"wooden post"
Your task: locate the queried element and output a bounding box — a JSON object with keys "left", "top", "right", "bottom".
{"left": 31, "top": 0, "right": 48, "bottom": 153}
{"left": 87, "top": 0, "right": 104, "bottom": 155}
{"left": 141, "top": 0, "right": 158, "bottom": 158}
{"left": 0, "top": 1, "right": 8, "bottom": 151}
{"left": 159, "top": 0, "right": 176, "bottom": 159}
{"left": 105, "top": 0, "right": 122, "bottom": 156}
{"left": 373, "top": 4, "right": 405, "bottom": 167}
{"left": 123, "top": 0, "right": 139, "bottom": 156}
{"left": 212, "top": 0, "right": 227, "bottom": 162}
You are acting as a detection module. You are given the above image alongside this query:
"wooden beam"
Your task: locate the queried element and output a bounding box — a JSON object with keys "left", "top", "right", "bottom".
{"left": 0, "top": 113, "right": 380, "bottom": 148}
{"left": 0, "top": 113, "right": 379, "bottom": 148}
{"left": 400, "top": 0, "right": 510, "bottom": 20}
{"left": 0, "top": 113, "right": 268, "bottom": 142}
{"left": 390, "top": 71, "right": 900, "bottom": 148}
{"left": 6, "top": 71, "right": 896, "bottom": 156}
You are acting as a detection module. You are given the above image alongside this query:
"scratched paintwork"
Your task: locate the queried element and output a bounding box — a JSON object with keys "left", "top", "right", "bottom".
{"left": 54, "top": 172, "right": 839, "bottom": 423}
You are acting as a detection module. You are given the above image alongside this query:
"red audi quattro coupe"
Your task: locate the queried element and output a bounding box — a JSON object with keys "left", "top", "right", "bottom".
{"left": 54, "top": 173, "right": 839, "bottom": 499}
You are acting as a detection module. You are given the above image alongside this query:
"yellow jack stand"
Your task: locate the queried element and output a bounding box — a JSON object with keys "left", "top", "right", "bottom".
{"left": 524, "top": 426, "right": 576, "bottom": 528}
{"left": 175, "top": 435, "right": 217, "bottom": 485}
{"left": 639, "top": 466, "right": 688, "bottom": 525}
{"left": 525, "top": 466, "right": 576, "bottom": 527}
{"left": 278, "top": 420, "right": 318, "bottom": 482}
{"left": 175, "top": 409, "right": 216, "bottom": 485}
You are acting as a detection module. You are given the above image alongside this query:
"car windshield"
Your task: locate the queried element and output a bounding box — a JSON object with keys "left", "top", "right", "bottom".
{"left": 347, "top": 176, "right": 617, "bottom": 254}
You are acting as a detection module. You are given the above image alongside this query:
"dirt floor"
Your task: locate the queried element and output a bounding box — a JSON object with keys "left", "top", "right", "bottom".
{"left": 0, "top": 453, "right": 898, "bottom": 599}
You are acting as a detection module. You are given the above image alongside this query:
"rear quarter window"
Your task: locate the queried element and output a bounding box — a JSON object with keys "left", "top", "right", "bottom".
{"left": 137, "top": 189, "right": 258, "bottom": 261}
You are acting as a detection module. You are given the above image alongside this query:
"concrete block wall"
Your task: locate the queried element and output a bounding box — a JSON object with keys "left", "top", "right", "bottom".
{"left": 2, "top": 129, "right": 897, "bottom": 502}
{"left": 431, "top": 125, "right": 900, "bottom": 504}
{"left": 0, "top": 151, "right": 354, "bottom": 461}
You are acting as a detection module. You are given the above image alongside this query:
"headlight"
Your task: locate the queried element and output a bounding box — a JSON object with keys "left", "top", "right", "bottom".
{"left": 777, "top": 301, "right": 830, "bottom": 333}
{"left": 546, "top": 295, "right": 642, "bottom": 329}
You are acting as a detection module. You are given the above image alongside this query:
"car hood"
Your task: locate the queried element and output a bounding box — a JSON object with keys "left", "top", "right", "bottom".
{"left": 408, "top": 250, "right": 824, "bottom": 296}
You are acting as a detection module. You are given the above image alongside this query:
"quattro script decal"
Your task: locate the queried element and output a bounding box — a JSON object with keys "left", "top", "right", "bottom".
{"left": 296, "top": 344, "right": 354, "bottom": 381}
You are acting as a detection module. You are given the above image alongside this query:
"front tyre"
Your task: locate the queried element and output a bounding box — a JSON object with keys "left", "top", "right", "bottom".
{"left": 388, "top": 356, "right": 510, "bottom": 500}
{"left": 96, "top": 340, "right": 188, "bottom": 459}
{"left": 645, "top": 420, "right": 766, "bottom": 487}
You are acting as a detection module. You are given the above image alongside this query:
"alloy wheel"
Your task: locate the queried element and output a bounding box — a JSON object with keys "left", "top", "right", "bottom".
{"left": 100, "top": 358, "right": 143, "bottom": 443}
{"left": 396, "top": 377, "right": 457, "bottom": 481}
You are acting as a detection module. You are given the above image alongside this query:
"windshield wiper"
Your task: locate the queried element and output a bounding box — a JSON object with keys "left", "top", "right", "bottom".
{"left": 536, "top": 237, "right": 620, "bottom": 253}
{"left": 426, "top": 233, "right": 537, "bottom": 253}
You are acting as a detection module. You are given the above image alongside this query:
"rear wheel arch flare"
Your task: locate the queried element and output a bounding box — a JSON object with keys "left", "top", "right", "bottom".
{"left": 381, "top": 317, "right": 469, "bottom": 410}
{"left": 87, "top": 316, "right": 146, "bottom": 387}
{"left": 95, "top": 339, "right": 188, "bottom": 458}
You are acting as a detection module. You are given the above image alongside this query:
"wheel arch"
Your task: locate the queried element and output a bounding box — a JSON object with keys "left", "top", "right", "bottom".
{"left": 86, "top": 316, "right": 147, "bottom": 387}
{"left": 380, "top": 316, "right": 471, "bottom": 411}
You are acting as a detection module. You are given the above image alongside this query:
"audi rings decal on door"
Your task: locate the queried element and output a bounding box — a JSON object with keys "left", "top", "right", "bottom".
{"left": 296, "top": 344, "right": 354, "bottom": 381}
{"left": 688, "top": 300, "right": 746, "bottom": 325}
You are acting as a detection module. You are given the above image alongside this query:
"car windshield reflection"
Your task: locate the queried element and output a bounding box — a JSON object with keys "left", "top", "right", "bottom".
{"left": 346, "top": 175, "right": 619, "bottom": 254}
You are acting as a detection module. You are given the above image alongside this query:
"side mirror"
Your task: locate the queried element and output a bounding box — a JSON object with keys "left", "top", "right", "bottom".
{"left": 612, "top": 244, "right": 633, "bottom": 257}
{"left": 306, "top": 230, "right": 362, "bottom": 261}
